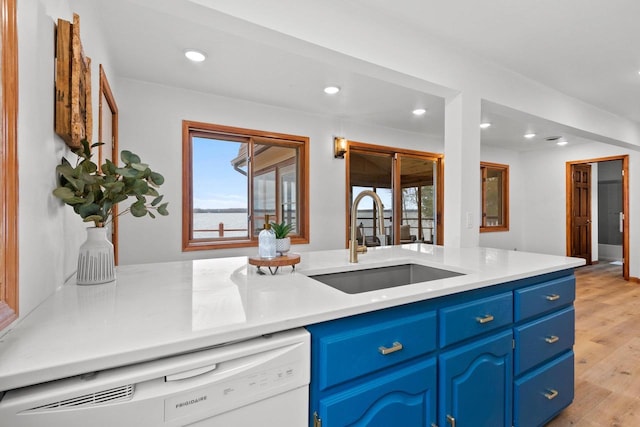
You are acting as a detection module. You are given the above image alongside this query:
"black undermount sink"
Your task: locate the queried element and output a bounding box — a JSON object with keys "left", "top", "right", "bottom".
{"left": 308, "top": 263, "right": 464, "bottom": 294}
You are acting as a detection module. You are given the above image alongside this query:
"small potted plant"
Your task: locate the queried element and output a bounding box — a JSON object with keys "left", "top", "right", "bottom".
{"left": 53, "top": 139, "right": 169, "bottom": 284}
{"left": 270, "top": 220, "right": 293, "bottom": 256}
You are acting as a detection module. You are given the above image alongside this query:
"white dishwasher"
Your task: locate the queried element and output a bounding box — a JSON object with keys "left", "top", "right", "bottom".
{"left": 0, "top": 328, "right": 310, "bottom": 427}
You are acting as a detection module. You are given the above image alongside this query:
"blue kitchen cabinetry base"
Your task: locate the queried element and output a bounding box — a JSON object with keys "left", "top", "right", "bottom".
{"left": 306, "top": 269, "right": 576, "bottom": 427}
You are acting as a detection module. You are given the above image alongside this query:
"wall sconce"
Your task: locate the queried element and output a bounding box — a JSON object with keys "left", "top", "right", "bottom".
{"left": 334, "top": 137, "right": 347, "bottom": 158}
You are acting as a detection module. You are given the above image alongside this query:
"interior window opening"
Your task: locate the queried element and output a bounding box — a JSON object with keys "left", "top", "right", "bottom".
{"left": 480, "top": 162, "right": 509, "bottom": 232}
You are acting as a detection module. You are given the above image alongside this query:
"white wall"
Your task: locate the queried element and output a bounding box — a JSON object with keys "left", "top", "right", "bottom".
{"left": 17, "top": 0, "right": 114, "bottom": 317}
{"left": 519, "top": 143, "right": 638, "bottom": 267}
{"left": 115, "top": 78, "right": 443, "bottom": 264}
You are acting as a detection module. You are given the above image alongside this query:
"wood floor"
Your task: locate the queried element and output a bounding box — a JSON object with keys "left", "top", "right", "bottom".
{"left": 546, "top": 262, "right": 640, "bottom": 426}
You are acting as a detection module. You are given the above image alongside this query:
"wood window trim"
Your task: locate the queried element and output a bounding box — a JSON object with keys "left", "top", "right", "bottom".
{"left": 480, "top": 161, "right": 509, "bottom": 233}
{"left": 98, "top": 65, "right": 119, "bottom": 264}
{"left": 345, "top": 140, "right": 445, "bottom": 246}
{"left": 0, "top": 0, "right": 19, "bottom": 330}
{"left": 182, "top": 120, "right": 309, "bottom": 251}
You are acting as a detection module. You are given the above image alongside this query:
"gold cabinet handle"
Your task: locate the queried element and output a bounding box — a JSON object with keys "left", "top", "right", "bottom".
{"left": 544, "top": 389, "right": 559, "bottom": 400}
{"left": 446, "top": 414, "right": 456, "bottom": 427}
{"left": 378, "top": 341, "right": 403, "bottom": 355}
{"left": 545, "top": 335, "right": 559, "bottom": 344}
{"left": 546, "top": 294, "right": 560, "bottom": 301}
{"left": 476, "top": 314, "right": 494, "bottom": 324}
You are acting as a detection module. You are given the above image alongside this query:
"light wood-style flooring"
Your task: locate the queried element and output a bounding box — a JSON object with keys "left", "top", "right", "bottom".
{"left": 546, "top": 262, "right": 640, "bottom": 426}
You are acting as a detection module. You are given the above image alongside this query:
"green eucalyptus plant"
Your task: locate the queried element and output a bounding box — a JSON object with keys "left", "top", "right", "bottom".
{"left": 53, "top": 139, "right": 169, "bottom": 227}
{"left": 270, "top": 220, "right": 293, "bottom": 239}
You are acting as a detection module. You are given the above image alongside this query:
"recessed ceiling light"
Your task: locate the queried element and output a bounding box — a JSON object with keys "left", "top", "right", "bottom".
{"left": 480, "top": 122, "right": 491, "bottom": 129}
{"left": 184, "top": 49, "right": 206, "bottom": 62}
{"left": 324, "top": 86, "right": 341, "bottom": 95}
{"left": 412, "top": 108, "right": 427, "bottom": 116}
{"left": 524, "top": 133, "right": 536, "bottom": 139}
{"left": 556, "top": 140, "right": 568, "bottom": 146}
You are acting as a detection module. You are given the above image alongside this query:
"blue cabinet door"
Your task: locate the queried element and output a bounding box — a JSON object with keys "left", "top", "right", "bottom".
{"left": 316, "top": 357, "right": 437, "bottom": 427}
{"left": 439, "top": 330, "right": 513, "bottom": 427}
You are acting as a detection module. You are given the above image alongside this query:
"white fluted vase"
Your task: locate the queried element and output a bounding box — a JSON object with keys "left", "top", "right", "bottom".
{"left": 276, "top": 237, "right": 291, "bottom": 256}
{"left": 77, "top": 227, "right": 115, "bottom": 285}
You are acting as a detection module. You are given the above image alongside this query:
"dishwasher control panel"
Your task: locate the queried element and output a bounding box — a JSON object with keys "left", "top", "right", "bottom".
{"left": 164, "top": 361, "right": 305, "bottom": 422}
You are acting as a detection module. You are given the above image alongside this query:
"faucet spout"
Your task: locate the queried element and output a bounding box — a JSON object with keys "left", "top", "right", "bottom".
{"left": 350, "top": 190, "right": 385, "bottom": 263}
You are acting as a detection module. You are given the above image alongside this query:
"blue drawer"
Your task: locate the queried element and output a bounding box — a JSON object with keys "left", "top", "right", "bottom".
{"left": 514, "top": 275, "right": 575, "bottom": 321}
{"left": 439, "top": 292, "right": 513, "bottom": 347}
{"left": 514, "top": 306, "right": 575, "bottom": 375}
{"left": 316, "top": 310, "right": 437, "bottom": 390}
{"left": 514, "top": 351, "right": 574, "bottom": 427}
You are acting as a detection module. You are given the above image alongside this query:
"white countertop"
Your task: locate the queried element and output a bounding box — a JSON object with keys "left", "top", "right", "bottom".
{"left": 0, "top": 244, "right": 584, "bottom": 391}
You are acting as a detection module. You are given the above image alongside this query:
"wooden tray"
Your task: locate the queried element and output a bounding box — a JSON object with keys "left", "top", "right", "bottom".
{"left": 248, "top": 254, "right": 300, "bottom": 275}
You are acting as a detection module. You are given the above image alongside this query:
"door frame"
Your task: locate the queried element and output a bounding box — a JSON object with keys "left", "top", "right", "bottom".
{"left": 98, "top": 65, "right": 119, "bottom": 264}
{"left": 0, "top": 0, "right": 19, "bottom": 330}
{"left": 566, "top": 155, "right": 629, "bottom": 280}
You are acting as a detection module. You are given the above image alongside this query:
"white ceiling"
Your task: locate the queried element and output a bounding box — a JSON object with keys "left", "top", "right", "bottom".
{"left": 90, "top": 0, "right": 640, "bottom": 151}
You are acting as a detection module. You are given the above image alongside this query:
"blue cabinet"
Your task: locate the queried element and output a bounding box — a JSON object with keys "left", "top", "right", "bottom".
{"left": 307, "top": 269, "right": 576, "bottom": 427}
{"left": 439, "top": 291, "right": 513, "bottom": 347}
{"left": 318, "top": 357, "right": 437, "bottom": 427}
{"left": 514, "top": 306, "right": 574, "bottom": 375}
{"left": 315, "top": 310, "right": 437, "bottom": 391}
{"left": 439, "top": 330, "right": 513, "bottom": 427}
{"left": 514, "top": 351, "right": 575, "bottom": 427}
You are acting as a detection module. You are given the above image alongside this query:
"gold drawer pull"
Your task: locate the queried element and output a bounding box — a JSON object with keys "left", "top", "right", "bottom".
{"left": 378, "top": 341, "right": 403, "bottom": 355}
{"left": 446, "top": 414, "right": 456, "bottom": 427}
{"left": 544, "top": 389, "right": 559, "bottom": 400}
{"left": 546, "top": 294, "right": 560, "bottom": 301}
{"left": 545, "top": 335, "right": 560, "bottom": 344}
{"left": 476, "top": 314, "right": 494, "bottom": 324}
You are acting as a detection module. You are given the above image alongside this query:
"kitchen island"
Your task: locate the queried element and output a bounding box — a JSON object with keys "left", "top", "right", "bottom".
{"left": 0, "top": 244, "right": 584, "bottom": 425}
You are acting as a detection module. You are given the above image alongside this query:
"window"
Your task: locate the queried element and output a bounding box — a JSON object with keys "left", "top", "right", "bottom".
{"left": 1, "top": 0, "right": 18, "bottom": 330}
{"left": 182, "top": 121, "right": 309, "bottom": 250}
{"left": 480, "top": 162, "right": 509, "bottom": 232}
{"left": 347, "top": 142, "right": 444, "bottom": 246}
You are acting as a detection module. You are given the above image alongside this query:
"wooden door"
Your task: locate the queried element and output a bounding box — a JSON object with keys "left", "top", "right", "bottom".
{"left": 570, "top": 164, "right": 591, "bottom": 264}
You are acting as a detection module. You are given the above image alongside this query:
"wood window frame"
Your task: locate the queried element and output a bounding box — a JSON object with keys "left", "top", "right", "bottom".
{"left": 345, "top": 141, "right": 445, "bottom": 246}
{"left": 480, "top": 161, "right": 509, "bottom": 232}
{"left": 182, "top": 121, "right": 309, "bottom": 251}
{"left": 98, "top": 65, "right": 119, "bottom": 264}
{"left": 1, "top": 0, "right": 18, "bottom": 330}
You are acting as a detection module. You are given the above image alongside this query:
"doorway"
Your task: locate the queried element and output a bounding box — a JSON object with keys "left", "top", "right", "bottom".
{"left": 98, "top": 66, "right": 119, "bottom": 264}
{"left": 566, "top": 155, "right": 629, "bottom": 279}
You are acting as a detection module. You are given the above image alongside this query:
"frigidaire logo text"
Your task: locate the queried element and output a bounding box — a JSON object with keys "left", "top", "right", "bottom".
{"left": 175, "top": 395, "right": 207, "bottom": 409}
